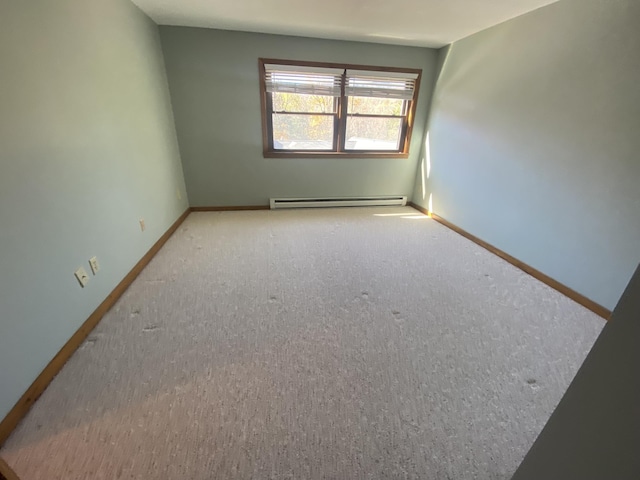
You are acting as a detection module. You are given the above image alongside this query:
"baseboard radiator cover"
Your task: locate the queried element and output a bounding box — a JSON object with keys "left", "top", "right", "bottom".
{"left": 270, "top": 196, "right": 407, "bottom": 209}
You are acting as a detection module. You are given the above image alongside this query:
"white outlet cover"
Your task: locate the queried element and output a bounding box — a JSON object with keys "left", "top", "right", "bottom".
{"left": 74, "top": 266, "right": 90, "bottom": 288}
{"left": 89, "top": 256, "right": 99, "bottom": 275}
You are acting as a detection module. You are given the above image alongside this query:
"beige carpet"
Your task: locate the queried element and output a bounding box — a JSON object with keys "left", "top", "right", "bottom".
{"left": 1, "top": 207, "right": 604, "bottom": 479}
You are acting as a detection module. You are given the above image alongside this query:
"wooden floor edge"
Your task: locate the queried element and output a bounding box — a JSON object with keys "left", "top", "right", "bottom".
{"left": 0, "top": 456, "right": 21, "bottom": 480}
{"left": 190, "top": 205, "right": 270, "bottom": 212}
{"left": 0, "top": 208, "right": 191, "bottom": 447}
{"left": 407, "top": 202, "right": 611, "bottom": 321}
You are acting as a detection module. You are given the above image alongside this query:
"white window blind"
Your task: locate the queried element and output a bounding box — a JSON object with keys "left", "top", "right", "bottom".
{"left": 345, "top": 69, "right": 419, "bottom": 100}
{"left": 264, "top": 64, "right": 343, "bottom": 97}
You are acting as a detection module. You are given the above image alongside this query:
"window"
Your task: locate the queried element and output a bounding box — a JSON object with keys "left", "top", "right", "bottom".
{"left": 259, "top": 59, "right": 421, "bottom": 158}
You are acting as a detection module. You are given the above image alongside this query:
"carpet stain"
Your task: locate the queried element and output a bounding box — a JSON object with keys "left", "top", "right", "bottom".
{"left": 527, "top": 378, "right": 537, "bottom": 385}
{"left": 269, "top": 296, "right": 278, "bottom": 303}
{"left": 80, "top": 336, "right": 100, "bottom": 349}
{"left": 143, "top": 325, "right": 159, "bottom": 332}
{"left": 361, "top": 292, "right": 369, "bottom": 300}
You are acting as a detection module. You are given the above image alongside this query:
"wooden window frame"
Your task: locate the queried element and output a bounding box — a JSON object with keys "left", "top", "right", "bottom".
{"left": 259, "top": 58, "right": 422, "bottom": 159}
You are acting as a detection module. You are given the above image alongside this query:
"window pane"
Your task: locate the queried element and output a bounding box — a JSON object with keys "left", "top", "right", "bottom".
{"left": 345, "top": 116, "right": 402, "bottom": 151}
{"left": 272, "top": 114, "right": 334, "bottom": 150}
{"left": 272, "top": 92, "right": 335, "bottom": 113}
{"left": 347, "top": 96, "right": 405, "bottom": 115}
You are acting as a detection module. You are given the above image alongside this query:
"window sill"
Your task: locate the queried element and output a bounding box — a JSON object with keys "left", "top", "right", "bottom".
{"left": 263, "top": 151, "right": 410, "bottom": 159}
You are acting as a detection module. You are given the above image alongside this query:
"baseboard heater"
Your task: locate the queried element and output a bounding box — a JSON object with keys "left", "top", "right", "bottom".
{"left": 270, "top": 196, "right": 407, "bottom": 209}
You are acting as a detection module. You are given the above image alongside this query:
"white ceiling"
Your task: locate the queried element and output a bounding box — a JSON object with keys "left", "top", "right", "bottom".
{"left": 132, "top": 0, "right": 559, "bottom": 48}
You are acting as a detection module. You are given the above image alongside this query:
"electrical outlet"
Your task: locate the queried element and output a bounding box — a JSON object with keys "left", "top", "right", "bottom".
{"left": 89, "top": 256, "right": 99, "bottom": 275}
{"left": 139, "top": 218, "right": 146, "bottom": 232}
{"left": 74, "top": 267, "right": 90, "bottom": 288}
{"left": 176, "top": 188, "right": 182, "bottom": 200}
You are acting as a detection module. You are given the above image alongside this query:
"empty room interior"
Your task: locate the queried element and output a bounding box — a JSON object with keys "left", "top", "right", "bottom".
{"left": 1, "top": 0, "right": 639, "bottom": 478}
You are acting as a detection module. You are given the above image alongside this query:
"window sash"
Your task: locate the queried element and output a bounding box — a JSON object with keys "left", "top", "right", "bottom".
{"left": 344, "top": 114, "right": 407, "bottom": 152}
{"left": 272, "top": 112, "right": 337, "bottom": 151}
{"left": 267, "top": 93, "right": 340, "bottom": 151}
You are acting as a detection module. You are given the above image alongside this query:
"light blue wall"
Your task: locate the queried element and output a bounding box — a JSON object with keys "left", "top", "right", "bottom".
{"left": 0, "top": 0, "right": 188, "bottom": 420}
{"left": 159, "top": 27, "right": 438, "bottom": 206}
{"left": 413, "top": 0, "right": 640, "bottom": 310}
